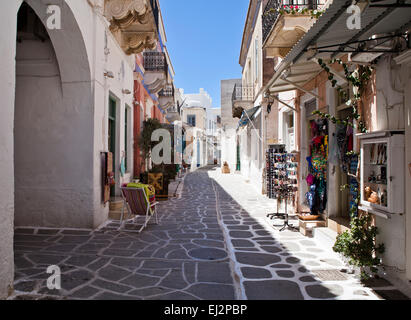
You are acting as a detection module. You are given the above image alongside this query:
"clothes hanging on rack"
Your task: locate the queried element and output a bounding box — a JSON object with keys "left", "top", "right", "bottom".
{"left": 305, "top": 119, "right": 329, "bottom": 215}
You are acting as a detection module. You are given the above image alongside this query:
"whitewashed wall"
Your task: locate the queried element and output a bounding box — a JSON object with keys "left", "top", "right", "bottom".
{"left": 0, "top": 0, "right": 135, "bottom": 297}
{"left": 0, "top": 0, "right": 22, "bottom": 300}
{"left": 370, "top": 56, "right": 406, "bottom": 271}
{"left": 221, "top": 129, "right": 237, "bottom": 172}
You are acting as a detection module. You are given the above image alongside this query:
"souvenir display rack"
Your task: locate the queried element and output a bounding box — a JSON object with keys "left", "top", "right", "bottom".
{"left": 266, "top": 145, "right": 299, "bottom": 231}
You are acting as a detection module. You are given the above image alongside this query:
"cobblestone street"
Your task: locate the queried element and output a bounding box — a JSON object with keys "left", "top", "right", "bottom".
{"left": 11, "top": 167, "right": 409, "bottom": 300}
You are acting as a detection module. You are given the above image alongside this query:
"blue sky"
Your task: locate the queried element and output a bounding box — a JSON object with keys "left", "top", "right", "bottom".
{"left": 160, "top": 0, "right": 250, "bottom": 108}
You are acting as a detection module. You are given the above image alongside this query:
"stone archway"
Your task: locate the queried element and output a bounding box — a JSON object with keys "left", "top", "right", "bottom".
{"left": 14, "top": 0, "right": 94, "bottom": 228}
{"left": 1, "top": 0, "right": 94, "bottom": 299}
{"left": 24, "top": 0, "right": 92, "bottom": 88}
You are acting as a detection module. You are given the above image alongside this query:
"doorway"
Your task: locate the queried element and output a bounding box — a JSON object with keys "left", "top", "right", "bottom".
{"left": 236, "top": 139, "right": 241, "bottom": 171}
{"left": 336, "top": 106, "right": 354, "bottom": 221}
{"left": 108, "top": 96, "right": 117, "bottom": 196}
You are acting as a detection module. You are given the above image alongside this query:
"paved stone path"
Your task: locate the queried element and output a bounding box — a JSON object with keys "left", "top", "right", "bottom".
{"left": 11, "top": 167, "right": 409, "bottom": 300}
{"left": 12, "top": 169, "right": 237, "bottom": 300}
{"left": 208, "top": 168, "right": 409, "bottom": 300}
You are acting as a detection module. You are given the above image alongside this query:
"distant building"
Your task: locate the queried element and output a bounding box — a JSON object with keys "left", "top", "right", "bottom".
{"left": 181, "top": 88, "right": 219, "bottom": 168}
{"left": 220, "top": 79, "right": 242, "bottom": 172}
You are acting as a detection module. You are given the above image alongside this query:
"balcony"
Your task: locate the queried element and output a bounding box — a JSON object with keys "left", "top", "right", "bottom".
{"left": 104, "top": 0, "right": 159, "bottom": 55}
{"left": 158, "top": 85, "right": 175, "bottom": 110}
{"left": 165, "top": 105, "right": 181, "bottom": 123}
{"left": 143, "top": 51, "right": 168, "bottom": 94}
{"left": 232, "top": 84, "right": 254, "bottom": 118}
{"left": 263, "top": 0, "right": 322, "bottom": 58}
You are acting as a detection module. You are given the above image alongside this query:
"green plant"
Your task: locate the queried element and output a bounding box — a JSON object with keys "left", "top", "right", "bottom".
{"left": 138, "top": 118, "right": 162, "bottom": 163}
{"left": 313, "top": 59, "right": 384, "bottom": 280}
{"left": 333, "top": 214, "right": 385, "bottom": 280}
{"left": 266, "top": 5, "right": 324, "bottom": 19}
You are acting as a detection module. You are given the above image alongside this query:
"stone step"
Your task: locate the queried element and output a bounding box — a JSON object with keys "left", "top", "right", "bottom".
{"left": 328, "top": 217, "right": 351, "bottom": 234}
{"left": 109, "top": 199, "right": 123, "bottom": 211}
{"left": 312, "top": 227, "right": 338, "bottom": 250}
{"left": 109, "top": 209, "right": 123, "bottom": 221}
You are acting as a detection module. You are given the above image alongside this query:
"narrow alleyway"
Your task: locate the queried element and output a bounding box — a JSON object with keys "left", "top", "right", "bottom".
{"left": 11, "top": 167, "right": 407, "bottom": 300}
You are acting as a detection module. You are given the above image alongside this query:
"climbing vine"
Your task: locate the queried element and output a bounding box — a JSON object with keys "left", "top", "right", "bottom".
{"left": 313, "top": 59, "right": 384, "bottom": 280}
{"left": 314, "top": 58, "right": 372, "bottom": 133}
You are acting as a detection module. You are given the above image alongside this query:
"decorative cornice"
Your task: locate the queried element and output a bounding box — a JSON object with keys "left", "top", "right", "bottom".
{"left": 145, "top": 78, "right": 166, "bottom": 94}
{"left": 159, "top": 99, "right": 174, "bottom": 110}
{"left": 104, "top": 0, "right": 158, "bottom": 54}
{"left": 121, "top": 32, "right": 156, "bottom": 54}
{"left": 105, "top": 0, "right": 147, "bottom": 24}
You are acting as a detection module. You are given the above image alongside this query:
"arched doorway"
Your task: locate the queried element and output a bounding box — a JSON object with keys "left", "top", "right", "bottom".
{"left": 0, "top": 0, "right": 96, "bottom": 299}
{"left": 14, "top": 1, "right": 93, "bottom": 228}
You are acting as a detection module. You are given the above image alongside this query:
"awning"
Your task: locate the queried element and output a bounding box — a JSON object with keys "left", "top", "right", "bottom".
{"left": 237, "top": 106, "right": 261, "bottom": 129}
{"left": 263, "top": 0, "right": 411, "bottom": 94}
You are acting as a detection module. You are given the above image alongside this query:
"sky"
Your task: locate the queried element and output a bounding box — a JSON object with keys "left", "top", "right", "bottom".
{"left": 160, "top": 0, "right": 250, "bottom": 108}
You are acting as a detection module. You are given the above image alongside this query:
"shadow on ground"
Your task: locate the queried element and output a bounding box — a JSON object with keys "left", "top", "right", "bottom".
{"left": 11, "top": 166, "right": 393, "bottom": 300}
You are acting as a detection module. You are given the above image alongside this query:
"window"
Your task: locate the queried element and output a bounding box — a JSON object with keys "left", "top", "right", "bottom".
{"left": 140, "top": 107, "right": 144, "bottom": 129}
{"left": 187, "top": 114, "right": 196, "bottom": 127}
{"left": 286, "top": 111, "right": 295, "bottom": 151}
{"left": 337, "top": 85, "right": 350, "bottom": 107}
{"left": 255, "top": 38, "right": 259, "bottom": 82}
{"left": 247, "top": 60, "right": 252, "bottom": 84}
{"left": 305, "top": 99, "right": 317, "bottom": 119}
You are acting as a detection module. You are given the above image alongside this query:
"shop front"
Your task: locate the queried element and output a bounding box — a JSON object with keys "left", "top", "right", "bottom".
{"left": 261, "top": 0, "right": 411, "bottom": 278}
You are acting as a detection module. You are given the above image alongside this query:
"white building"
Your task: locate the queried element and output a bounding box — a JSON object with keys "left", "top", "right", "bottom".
{"left": 220, "top": 79, "right": 241, "bottom": 172}
{"left": 233, "top": 0, "right": 265, "bottom": 193}
{"left": 181, "top": 88, "right": 219, "bottom": 168}
{"left": 0, "top": 0, "right": 162, "bottom": 298}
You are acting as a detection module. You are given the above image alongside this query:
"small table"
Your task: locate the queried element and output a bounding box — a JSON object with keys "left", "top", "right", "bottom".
{"left": 298, "top": 217, "right": 326, "bottom": 236}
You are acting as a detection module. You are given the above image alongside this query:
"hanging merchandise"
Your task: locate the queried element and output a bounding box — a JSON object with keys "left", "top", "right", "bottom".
{"left": 304, "top": 119, "right": 329, "bottom": 215}
{"left": 266, "top": 145, "right": 299, "bottom": 231}
{"left": 266, "top": 149, "right": 298, "bottom": 200}
{"left": 306, "top": 184, "right": 317, "bottom": 215}
{"left": 346, "top": 125, "right": 354, "bottom": 152}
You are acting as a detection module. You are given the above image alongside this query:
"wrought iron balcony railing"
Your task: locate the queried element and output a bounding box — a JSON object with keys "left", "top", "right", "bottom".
{"left": 232, "top": 84, "right": 254, "bottom": 104}
{"left": 263, "top": 0, "right": 281, "bottom": 44}
{"left": 159, "top": 85, "right": 174, "bottom": 97}
{"left": 143, "top": 51, "right": 168, "bottom": 72}
{"left": 263, "top": 0, "right": 321, "bottom": 43}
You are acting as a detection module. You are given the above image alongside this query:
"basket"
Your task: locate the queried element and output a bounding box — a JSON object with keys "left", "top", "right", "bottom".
{"left": 298, "top": 214, "right": 321, "bottom": 221}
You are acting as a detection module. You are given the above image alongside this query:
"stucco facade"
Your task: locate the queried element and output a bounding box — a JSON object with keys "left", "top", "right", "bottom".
{"left": 220, "top": 79, "right": 241, "bottom": 172}
{"left": 237, "top": 0, "right": 265, "bottom": 193}
{"left": 0, "top": 0, "right": 153, "bottom": 298}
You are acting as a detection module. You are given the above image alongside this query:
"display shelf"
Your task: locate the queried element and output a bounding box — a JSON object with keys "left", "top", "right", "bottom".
{"left": 358, "top": 205, "right": 391, "bottom": 219}
{"left": 359, "top": 133, "right": 405, "bottom": 215}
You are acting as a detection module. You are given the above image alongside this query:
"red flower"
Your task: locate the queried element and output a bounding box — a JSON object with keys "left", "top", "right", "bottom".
{"left": 290, "top": 5, "right": 294, "bottom": 9}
